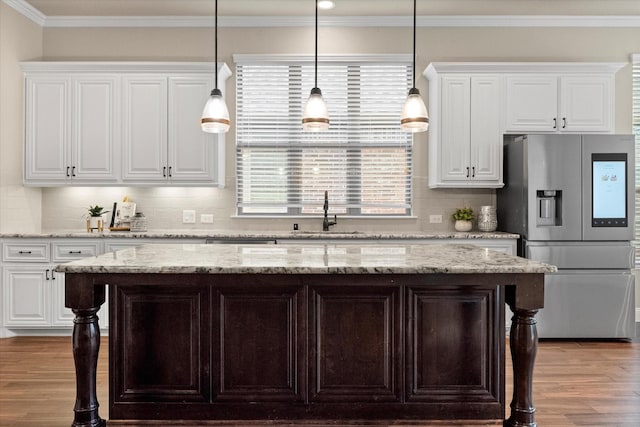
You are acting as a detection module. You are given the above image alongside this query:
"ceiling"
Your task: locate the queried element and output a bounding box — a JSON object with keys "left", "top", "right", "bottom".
{"left": 18, "top": 0, "right": 640, "bottom": 17}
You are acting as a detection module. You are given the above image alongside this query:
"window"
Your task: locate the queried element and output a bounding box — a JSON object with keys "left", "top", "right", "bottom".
{"left": 235, "top": 54, "right": 413, "bottom": 216}
{"left": 633, "top": 54, "right": 640, "bottom": 265}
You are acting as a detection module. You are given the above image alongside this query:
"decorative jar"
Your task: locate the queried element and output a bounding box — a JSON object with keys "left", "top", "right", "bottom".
{"left": 130, "top": 212, "right": 148, "bottom": 232}
{"left": 477, "top": 205, "right": 498, "bottom": 232}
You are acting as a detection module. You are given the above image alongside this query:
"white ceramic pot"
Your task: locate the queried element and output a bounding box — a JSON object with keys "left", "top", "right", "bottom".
{"left": 454, "top": 219, "right": 473, "bottom": 232}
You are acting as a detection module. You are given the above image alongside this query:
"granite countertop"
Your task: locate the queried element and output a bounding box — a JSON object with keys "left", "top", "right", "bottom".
{"left": 55, "top": 243, "right": 555, "bottom": 275}
{"left": 1, "top": 230, "right": 519, "bottom": 240}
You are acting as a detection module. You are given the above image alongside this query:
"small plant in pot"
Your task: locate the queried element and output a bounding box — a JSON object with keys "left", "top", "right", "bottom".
{"left": 86, "top": 205, "right": 110, "bottom": 232}
{"left": 451, "top": 207, "right": 474, "bottom": 232}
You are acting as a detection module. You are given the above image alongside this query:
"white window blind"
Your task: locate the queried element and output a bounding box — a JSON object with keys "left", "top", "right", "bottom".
{"left": 632, "top": 54, "right": 640, "bottom": 266}
{"left": 235, "top": 55, "right": 413, "bottom": 216}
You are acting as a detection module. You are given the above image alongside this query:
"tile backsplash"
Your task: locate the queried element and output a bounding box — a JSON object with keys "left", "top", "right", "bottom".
{"left": 40, "top": 181, "right": 495, "bottom": 233}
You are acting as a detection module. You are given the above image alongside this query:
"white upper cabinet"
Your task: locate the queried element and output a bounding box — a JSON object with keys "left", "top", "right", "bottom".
{"left": 425, "top": 62, "right": 624, "bottom": 189}
{"left": 122, "top": 75, "right": 169, "bottom": 182}
{"left": 24, "top": 73, "right": 119, "bottom": 185}
{"left": 426, "top": 64, "right": 504, "bottom": 188}
{"left": 505, "top": 76, "right": 558, "bottom": 132}
{"left": 21, "top": 62, "right": 230, "bottom": 187}
{"left": 123, "top": 75, "right": 218, "bottom": 183}
{"left": 504, "top": 63, "right": 623, "bottom": 133}
{"left": 168, "top": 77, "right": 219, "bottom": 182}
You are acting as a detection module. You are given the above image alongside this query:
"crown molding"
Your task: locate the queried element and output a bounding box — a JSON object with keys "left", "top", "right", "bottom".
{"left": 2, "top": 1, "right": 639, "bottom": 29}
{"left": 19, "top": 61, "right": 231, "bottom": 77}
{"left": 425, "top": 62, "right": 627, "bottom": 79}
{"left": 2, "top": 0, "right": 45, "bottom": 26}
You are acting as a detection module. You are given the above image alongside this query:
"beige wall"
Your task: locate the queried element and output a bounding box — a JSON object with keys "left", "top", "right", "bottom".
{"left": 0, "top": 3, "right": 43, "bottom": 233}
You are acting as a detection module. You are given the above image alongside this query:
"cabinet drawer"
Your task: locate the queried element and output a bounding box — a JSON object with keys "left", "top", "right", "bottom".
{"left": 3, "top": 242, "right": 50, "bottom": 262}
{"left": 53, "top": 242, "right": 100, "bottom": 262}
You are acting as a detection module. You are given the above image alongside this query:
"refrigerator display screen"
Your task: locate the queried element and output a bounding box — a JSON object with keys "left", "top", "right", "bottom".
{"left": 592, "top": 153, "right": 627, "bottom": 227}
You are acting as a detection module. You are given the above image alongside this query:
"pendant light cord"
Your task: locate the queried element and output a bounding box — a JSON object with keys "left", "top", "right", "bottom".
{"left": 412, "top": 0, "right": 416, "bottom": 89}
{"left": 215, "top": 0, "right": 219, "bottom": 91}
{"left": 315, "top": 0, "right": 318, "bottom": 89}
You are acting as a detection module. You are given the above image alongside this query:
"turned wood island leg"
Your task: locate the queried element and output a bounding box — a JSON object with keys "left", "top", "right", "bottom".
{"left": 71, "top": 307, "right": 106, "bottom": 427}
{"left": 65, "top": 274, "right": 106, "bottom": 427}
{"left": 505, "top": 308, "right": 539, "bottom": 427}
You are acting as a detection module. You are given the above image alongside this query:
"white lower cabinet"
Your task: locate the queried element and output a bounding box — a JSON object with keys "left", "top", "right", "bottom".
{"left": 1, "top": 239, "right": 105, "bottom": 333}
{"left": 3, "top": 265, "right": 53, "bottom": 327}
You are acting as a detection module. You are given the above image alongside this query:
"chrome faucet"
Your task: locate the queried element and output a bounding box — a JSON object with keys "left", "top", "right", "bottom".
{"left": 322, "top": 190, "right": 337, "bottom": 232}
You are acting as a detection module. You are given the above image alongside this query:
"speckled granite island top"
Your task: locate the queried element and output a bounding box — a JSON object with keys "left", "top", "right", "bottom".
{"left": 3, "top": 230, "right": 519, "bottom": 239}
{"left": 56, "top": 242, "right": 555, "bottom": 275}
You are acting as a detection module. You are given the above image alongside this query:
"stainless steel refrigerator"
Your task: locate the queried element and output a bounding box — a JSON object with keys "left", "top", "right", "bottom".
{"left": 497, "top": 134, "right": 635, "bottom": 339}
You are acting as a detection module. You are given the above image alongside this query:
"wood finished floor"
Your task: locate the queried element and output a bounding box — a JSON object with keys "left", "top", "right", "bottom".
{"left": 0, "top": 337, "right": 639, "bottom": 427}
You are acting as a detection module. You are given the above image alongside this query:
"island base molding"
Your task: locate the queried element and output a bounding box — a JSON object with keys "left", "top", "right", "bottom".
{"left": 66, "top": 273, "right": 544, "bottom": 426}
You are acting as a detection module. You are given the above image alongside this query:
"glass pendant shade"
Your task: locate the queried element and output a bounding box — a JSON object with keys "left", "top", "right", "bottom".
{"left": 401, "top": 88, "right": 429, "bottom": 133}
{"left": 201, "top": 88, "right": 230, "bottom": 133}
{"left": 302, "top": 87, "right": 330, "bottom": 131}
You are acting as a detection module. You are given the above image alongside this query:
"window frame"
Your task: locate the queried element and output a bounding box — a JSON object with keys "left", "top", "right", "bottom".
{"left": 234, "top": 54, "right": 415, "bottom": 218}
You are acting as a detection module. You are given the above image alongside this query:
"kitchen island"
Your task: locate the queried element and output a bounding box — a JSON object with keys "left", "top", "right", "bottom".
{"left": 58, "top": 243, "right": 555, "bottom": 427}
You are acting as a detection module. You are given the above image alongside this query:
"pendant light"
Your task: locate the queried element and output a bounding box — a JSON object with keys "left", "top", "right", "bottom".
{"left": 201, "top": 0, "right": 230, "bottom": 133}
{"left": 302, "top": 0, "right": 330, "bottom": 131}
{"left": 401, "top": 0, "right": 429, "bottom": 133}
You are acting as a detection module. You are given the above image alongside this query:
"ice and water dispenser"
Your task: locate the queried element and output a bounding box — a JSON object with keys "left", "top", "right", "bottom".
{"left": 536, "top": 190, "right": 562, "bottom": 226}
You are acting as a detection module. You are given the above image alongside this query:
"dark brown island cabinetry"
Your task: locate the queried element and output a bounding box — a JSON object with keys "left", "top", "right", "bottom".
{"left": 99, "top": 275, "right": 508, "bottom": 422}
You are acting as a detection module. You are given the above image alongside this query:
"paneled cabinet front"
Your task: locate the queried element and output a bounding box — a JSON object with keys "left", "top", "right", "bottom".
{"left": 425, "top": 67, "right": 503, "bottom": 188}
{"left": 21, "top": 62, "right": 229, "bottom": 187}
{"left": 215, "top": 284, "right": 305, "bottom": 403}
{"left": 122, "top": 75, "right": 220, "bottom": 184}
{"left": 406, "top": 283, "right": 504, "bottom": 418}
{"left": 24, "top": 75, "right": 119, "bottom": 185}
{"left": 108, "top": 276, "right": 503, "bottom": 421}
{"left": 309, "top": 285, "right": 402, "bottom": 403}
{"left": 505, "top": 74, "right": 615, "bottom": 133}
{"left": 1, "top": 239, "right": 103, "bottom": 331}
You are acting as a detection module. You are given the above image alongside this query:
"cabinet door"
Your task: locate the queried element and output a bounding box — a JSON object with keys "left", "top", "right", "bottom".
{"left": 122, "top": 76, "right": 168, "bottom": 182}
{"left": 168, "top": 77, "right": 218, "bottom": 182}
{"left": 439, "top": 76, "right": 471, "bottom": 182}
{"left": 2, "top": 265, "right": 51, "bottom": 327}
{"left": 559, "top": 76, "right": 613, "bottom": 133}
{"left": 24, "top": 77, "right": 71, "bottom": 183}
{"left": 406, "top": 285, "right": 503, "bottom": 413}
{"left": 309, "top": 285, "right": 401, "bottom": 403}
{"left": 72, "top": 76, "right": 120, "bottom": 182}
{"left": 215, "top": 284, "right": 304, "bottom": 402}
{"left": 505, "top": 75, "right": 557, "bottom": 132}
{"left": 470, "top": 76, "right": 502, "bottom": 184}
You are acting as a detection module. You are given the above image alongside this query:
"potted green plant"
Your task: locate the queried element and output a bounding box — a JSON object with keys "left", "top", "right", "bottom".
{"left": 451, "top": 207, "right": 474, "bottom": 232}
{"left": 86, "top": 205, "right": 110, "bottom": 232}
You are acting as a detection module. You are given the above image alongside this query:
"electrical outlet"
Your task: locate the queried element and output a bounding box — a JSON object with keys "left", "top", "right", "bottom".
{"left": 182, "top": 210, "right": 196, "bottom": 224}
{"left": 200, "top": 214, "right": 214, "bottom": 224}
{"left": 429, "top": 214, "right": 443, "bottom": 224}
